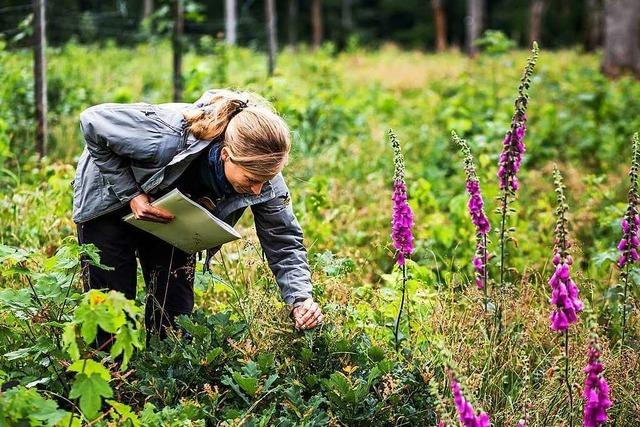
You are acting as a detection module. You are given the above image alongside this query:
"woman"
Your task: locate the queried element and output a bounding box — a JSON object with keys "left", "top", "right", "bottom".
{"left": 72, "top": 89, "right": 323, "bottom": 346}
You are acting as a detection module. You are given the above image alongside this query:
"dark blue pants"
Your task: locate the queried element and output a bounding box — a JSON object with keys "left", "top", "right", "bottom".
{"left": 76, "top": 206, "right": 195, "bottom": 349}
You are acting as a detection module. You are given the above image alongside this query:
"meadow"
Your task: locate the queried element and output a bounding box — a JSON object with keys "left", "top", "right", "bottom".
{"left": 0, "top": 39, "right": 639, "bottom": 425}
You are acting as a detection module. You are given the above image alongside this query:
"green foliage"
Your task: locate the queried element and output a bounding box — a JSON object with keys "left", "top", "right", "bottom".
{"left": 68, "top": 359, "right": 113, "bottom": 420}
{"left": 0, "top": 43, "right": 639, "bottom": 425}
{"left": 0, "top": 385, "right": 69, "bottom": 426}
{"left": 63, "top": 289, "right": 144, "bottom": 369}
{"left": 474, "top": 30, "right": 517, "bottom": 56}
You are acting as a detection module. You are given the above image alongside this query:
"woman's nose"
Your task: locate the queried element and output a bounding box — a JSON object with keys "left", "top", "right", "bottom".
{"left": 251, "top": 183, "right": 263, "bottom": 195}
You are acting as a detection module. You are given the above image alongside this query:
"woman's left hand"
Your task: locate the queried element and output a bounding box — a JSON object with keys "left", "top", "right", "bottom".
{"left": 291, "top": 298, "right": 323, "bottom": 331}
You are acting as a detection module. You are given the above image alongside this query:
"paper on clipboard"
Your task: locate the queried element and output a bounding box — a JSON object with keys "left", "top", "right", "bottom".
{"left": 123, "top": 188, "right": 241, "bottom": 254}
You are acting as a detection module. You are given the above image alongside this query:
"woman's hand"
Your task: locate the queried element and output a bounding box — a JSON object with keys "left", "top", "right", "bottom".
{"left": 129, "top": 194, "right": 175, "bottom": 223}
{"left": 291, "top": 298, "right": 323, "bottom": 331}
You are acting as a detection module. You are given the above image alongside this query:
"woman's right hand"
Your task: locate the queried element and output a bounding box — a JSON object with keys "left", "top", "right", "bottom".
{"left": 129, "top": 194, "right": 175, "bottom": 223}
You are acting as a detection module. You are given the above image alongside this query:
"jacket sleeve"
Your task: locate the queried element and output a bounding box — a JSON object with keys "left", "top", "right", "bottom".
{"left": 79, "top": 104, "right": 160, "bottom": 203}
{"left": 251, "top": 186, "right": 313, "bottom": 307}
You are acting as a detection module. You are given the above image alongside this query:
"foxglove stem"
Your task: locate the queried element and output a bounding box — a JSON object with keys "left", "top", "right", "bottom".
{"left": 452, "top": 131, "right": 491, "bottom": 308}
{"left": 389, "top": 129, "right": 414, "bottom": 351}
{"left": 564, "top": 330, "right": 573, "bottom": 427}
{"left": 549, "top": 167, "right": 583, "bottom": 332}
{"left": 393, "top": 263, "right": 407, "bottom": 351}
{"left": 618, "top": 132, "right": 639, "bottom": 348}
{"left": 496, "top": 42, "right": 539, "bottom": 291}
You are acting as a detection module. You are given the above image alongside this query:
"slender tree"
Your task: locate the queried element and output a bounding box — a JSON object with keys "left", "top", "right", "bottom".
{"left": 143, "top": 0, "right": 154, "bottom": 20}
{"left": 466, "top": 0, "right": 484, "bottom": 57}
{"left": 601, "top": 0, "right": 640, "bottom": 78}
{"left": 529, "top": 0, "right": 544, "bottom": 46}
{"left": 311, "top": 0, "right": 323, "bottom": 50}
{"left": 265, "top": 0, "right": 277, "bottom": 76}
{"left": 432, "top": 0, "right": 447, "bottom": 52}
{"left": 34, "top": 0, "right": 48, "bottom": 159}
{"left": 225, "top": 0, "right": 237, "bottom": 45}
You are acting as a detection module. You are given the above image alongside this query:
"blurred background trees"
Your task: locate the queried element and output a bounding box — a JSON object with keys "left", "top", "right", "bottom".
{"left": 0, "top": 0, "right": 622, "bottom": 52}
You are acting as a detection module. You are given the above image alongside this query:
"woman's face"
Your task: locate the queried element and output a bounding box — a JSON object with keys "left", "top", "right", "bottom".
{"left": 221, "top": 147, "right": 270, "bottom": 195}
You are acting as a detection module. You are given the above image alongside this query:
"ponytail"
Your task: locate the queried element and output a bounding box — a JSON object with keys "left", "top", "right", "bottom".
{"left": 182, "top": 89, "right": 291, "bottom": 179}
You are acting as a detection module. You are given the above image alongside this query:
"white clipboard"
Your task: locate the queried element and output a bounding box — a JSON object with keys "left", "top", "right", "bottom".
{"left": 123, "top": 189, "right": 241, "bottom": 253}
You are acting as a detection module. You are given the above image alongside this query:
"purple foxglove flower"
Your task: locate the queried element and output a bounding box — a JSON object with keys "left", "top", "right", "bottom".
{"left": 548, "top": 167, "right": 583, "bottom": 331}
{"left": 448, "top": 370, "right": 491, "bottom": 427}
{"left": 548, "top": 262, "right": 583, "bottom": 331}
{"left": 582, "top": 341, "right": 612, "bottom": 427}
{"left": 497, "top": 122, "right": 527, "bottom": 192}
{"left": 390, "top": 131, "right": 414, "bottom": 266}
{"left": 392, "top": 180, "right": 414, "bottom": 266}
{"left": 453, "top": 131, "right": 491, "bottom": 290}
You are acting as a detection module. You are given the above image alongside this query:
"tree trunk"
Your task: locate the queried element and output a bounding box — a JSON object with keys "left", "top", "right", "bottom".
{"left": 584, "top": 0, "right": 603, "bottom": 52}
{"left": 602, "top": 0, "right": 640, "bottom": 78}
{"left": 34, "top": 0, "right": 47, "bottom": 159}
{"left": 431, "top": 0, "right": 447, "bottom": 52}
{"left": 288, "top": 0, "right": 298, "bottom": 48}
{"left": 172, "top": 0, "right": 184, "bottom": 101}
{"left": 225, "top": 0, "right": 237, "bottom": 45}
{"left": 311, "top": 0, "right": 323, "bottom": 50}
{"left": 265, "top": 0, "right": 277, "bottom": 76}
{"left": 143, "top": 0, "right": 154, "bottom": 19}
{"left": 529, "top": 0, "right": 544, "bottom": 46}
{"left": 466, "top": 0, "right": 484, "bottom": 57}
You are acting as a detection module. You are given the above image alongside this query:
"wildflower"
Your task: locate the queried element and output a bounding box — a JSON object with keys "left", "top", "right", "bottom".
{"left": 447, "top": 369, "right": 491, "bottom": 427}
{"left": 496, "top": 43, "right": 539, "bottom": 194}
{"left": 616, "top": 133, "right": 639, "bottom": 269}
{"left": 390, "top": 130, "right": 414, "bottom": 266}
{"left": 496, "top": 42, "right": 539, "bottom": 290}
{"left": 453, "top": 131, "right": 491, "bottom": 289}
{"left": 583, "top": 339, "right": 612, "bottom": 427}
{"left": 618, "top": 132, "right": 640, "bottom": 346}
{"left": 497, "top": 118, "right": 527, "bottom": 192}
{"left": 389, "top": 129, "right": 414, "bottom": 351}
{"left": 548, "top": 167, "right": 583, "bottom": 331}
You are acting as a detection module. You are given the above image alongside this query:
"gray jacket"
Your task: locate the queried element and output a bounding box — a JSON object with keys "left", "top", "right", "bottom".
{"left": 72, "top": 90, "right": 312, "bottom": 306}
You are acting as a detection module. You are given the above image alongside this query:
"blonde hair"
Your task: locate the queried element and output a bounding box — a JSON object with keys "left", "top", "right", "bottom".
{"left": 182, "top": 89, "right": 291, "bottom": 179}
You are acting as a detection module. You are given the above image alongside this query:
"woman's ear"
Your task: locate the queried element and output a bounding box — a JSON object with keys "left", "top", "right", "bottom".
{"left": 220, "top": 146, "right": 229, "bottom": 162}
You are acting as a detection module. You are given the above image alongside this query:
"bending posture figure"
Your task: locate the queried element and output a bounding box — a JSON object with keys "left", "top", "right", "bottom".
{"left": 72, "top": 89, "right": 323, "bottom": 347}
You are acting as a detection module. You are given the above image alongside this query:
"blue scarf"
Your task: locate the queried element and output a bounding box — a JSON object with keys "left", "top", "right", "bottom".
{"left": 198, "top": 143, "right": 234, "bottom": 196}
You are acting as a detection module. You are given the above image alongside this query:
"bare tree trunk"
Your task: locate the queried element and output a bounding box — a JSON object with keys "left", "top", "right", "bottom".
{"left": 311, "top": 0, "right": 323, "bottom": 50}
{"left": 602, "top": 0, "right": 640, "bottom": 78}
{"left": 466, "top": 0, "right": 484, "bottom": 57}
{"left": 143, "top": 0, "right": 154, "bottom": 19}
{"left": 584, "top": 0, "right": 603, "bottom": 51}
{"left": 431, "top": 0, "right": 447, "bottom": 52}
{"left": 225, "top": 0, "right": 237, "bottom": 45}
{"left": 172, "top": 0, "right": 184, "bottom": 101}
{"left": 529, "top": 0, "right": 544, "bottom": 45}
{"left": 265, "top": 0, "right": 277, "bottom": 76}
{"left": 34, "top": 0, "right": 47, "bottom": 159}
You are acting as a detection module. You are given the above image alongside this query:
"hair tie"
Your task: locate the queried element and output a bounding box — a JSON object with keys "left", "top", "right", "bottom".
{"left": 230, "top": 99, "right": 249, "bottom": 120}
